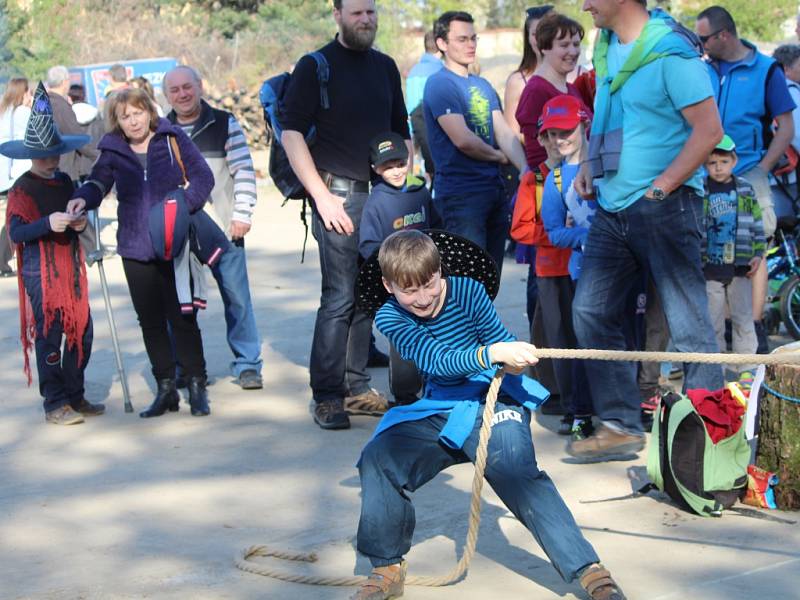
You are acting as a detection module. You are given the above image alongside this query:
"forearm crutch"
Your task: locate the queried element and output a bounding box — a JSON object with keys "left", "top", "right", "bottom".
{"left": 90, "top": 209, "right": 133, "bottom": 413}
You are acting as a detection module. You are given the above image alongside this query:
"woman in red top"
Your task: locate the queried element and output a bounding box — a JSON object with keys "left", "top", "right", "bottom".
{"left": 515, "top": 12, "right": 592, "bottom": 171}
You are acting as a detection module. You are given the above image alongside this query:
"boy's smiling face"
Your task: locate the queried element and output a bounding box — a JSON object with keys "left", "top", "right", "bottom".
{"left": 375, "top": 158, "right": 408, "bottom": 188}
{"left": 383, "top": 270, "right": 446, "bottom": 319}
{"left": 546, "top": 123, "right": 583, "bottom": 161}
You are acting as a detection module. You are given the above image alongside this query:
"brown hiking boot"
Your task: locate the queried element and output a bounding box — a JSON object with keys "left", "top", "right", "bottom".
{"left": 566, "top": 424, "right": 644, "bottom": 463}
{"left": 45, "top": 405, "right": 85, "bottom": 425}
{"left": 71, "top": 398, "right": 106, "bottom": 416}
{"left": 579, "top": 563, "right": 627, "bottom": 600}
{"left": 350, "top": 561, "right": 406, "bottom": 600}
{"left": 344, "top": 388, "right": 389, "bottom": 416}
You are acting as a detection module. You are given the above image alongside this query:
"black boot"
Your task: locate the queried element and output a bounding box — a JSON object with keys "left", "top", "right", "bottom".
{"left": 140, "top": 379, "right": 179, "bottom": 418}
{"left": 754, "top": 320, "right": 769, "bottom": 354}
{"left": 188, "top": 376, "right": 210, "bottom": 416}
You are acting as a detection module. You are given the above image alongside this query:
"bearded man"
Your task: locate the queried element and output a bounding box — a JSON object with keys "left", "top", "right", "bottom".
{"left": 282, "top": 0, "right": 412, "bottom": 430}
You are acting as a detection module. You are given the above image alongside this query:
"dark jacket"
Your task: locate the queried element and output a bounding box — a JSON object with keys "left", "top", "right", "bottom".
{"left": 74, "top": 118, "right": 214, "bottom": 261}
{"left": 48, "top": 92, "right": 99, "bottom": 182}
{"left": 358, "top": 179, "right": 438, "bottom": 260}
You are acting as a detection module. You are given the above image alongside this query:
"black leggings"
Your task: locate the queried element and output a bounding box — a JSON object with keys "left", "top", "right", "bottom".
{"left": 122, "top": 258, "right": 206, "bottom": 381}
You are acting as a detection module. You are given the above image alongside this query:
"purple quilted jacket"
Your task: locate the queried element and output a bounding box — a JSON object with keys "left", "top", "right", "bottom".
{"left": 73, "top": 118, "right": 214, "bottom": 261}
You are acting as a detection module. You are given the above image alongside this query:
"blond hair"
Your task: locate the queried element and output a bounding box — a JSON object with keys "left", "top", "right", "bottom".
{"left": 378, "top": 230, "right": 441, "bottom": 288}
{"left": 105, "top": 88, "right": 159, "bottom": 137}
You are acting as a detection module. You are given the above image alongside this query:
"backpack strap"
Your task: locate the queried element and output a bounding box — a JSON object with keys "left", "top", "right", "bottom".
{"left": 309, "top": 51, "right": 330, "bottom": 110}
{"left": 553, "top": 166, "right": 562, "bottom": 194}
{"left": 169, "top": 136, "right": 188, "bottom": 188}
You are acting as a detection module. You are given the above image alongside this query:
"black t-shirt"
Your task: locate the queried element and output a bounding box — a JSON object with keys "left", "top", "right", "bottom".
{"left": 282, "top": 36, "right": 410, "bottom": 183}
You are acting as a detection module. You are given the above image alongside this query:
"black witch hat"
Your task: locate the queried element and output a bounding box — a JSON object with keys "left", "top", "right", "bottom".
{"left": 0, "top": 81, "right": 90, "bottom": 160}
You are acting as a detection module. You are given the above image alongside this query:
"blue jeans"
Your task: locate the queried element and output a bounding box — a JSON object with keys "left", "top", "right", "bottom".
{"left": 573, "top": 188, "right": 724, "bottom": 434}
{"left": 310, "top": 191, "right": 371, "bottom": 402}
{"left": 210, "top": 240, "right": 263, "bottom": 377}
{"left": 357, "top": 400, "right": 599, "bottom": 580}
{"left": 435, "top": 184, "right": 509, "bottom": 278}
{"left": 24, "top": 273, "right": 93, "bottom": 413}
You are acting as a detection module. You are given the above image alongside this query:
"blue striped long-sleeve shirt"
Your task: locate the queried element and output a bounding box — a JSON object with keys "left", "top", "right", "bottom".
{"left": 368, "top": 275, "right": 549, "bottom": 449}
{"left": 375, "top": 276, "right": 515, "bottom": 387}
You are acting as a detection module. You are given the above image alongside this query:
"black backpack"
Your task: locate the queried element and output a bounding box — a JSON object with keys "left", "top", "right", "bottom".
{"left": 259, "top": 51, "right": 330, "bottom": 201}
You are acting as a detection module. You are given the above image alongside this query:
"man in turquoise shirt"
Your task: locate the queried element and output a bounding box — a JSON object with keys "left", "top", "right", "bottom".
{"left": 569, "top": 0, "right": 725, "bottom": 462}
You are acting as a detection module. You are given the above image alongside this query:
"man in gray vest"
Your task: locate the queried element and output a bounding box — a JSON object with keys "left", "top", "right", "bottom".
{"left": 164, "top": 65, "right": 263, "bottom": 390}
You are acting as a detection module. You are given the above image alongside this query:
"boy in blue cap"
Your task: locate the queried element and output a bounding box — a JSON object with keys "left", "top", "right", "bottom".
{"left": 0, "top": 82, "right": 104, "bottom": 425}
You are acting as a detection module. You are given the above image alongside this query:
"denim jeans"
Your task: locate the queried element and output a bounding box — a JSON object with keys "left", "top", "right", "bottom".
{"left": 23, "top": 273, "right": 93, "bottom": 413}
{"left": 356, "top": 399, "right": 599, "bottom": 580}
{"left": 310, "top": 191, "right": 371, "bottom": 402}
{"left": 573, "top": 187, "right": 724, "bottom": 434}
{"left": 435, "top": 184, "right": 509, "bottom": 278}
{"left": 210, "top": 240, "right": 263, "bottom": 377}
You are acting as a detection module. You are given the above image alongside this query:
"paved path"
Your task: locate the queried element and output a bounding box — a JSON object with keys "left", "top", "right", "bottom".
{"left": 1, "top": 183, "right": 798, "bottom": 599}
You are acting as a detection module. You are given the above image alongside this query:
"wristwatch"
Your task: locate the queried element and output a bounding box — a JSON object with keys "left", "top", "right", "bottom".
{"left": 648, "top": 186, "right": 666, "bottom": 201}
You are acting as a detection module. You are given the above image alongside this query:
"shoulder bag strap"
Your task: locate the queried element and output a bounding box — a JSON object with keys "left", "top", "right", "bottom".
{"left": 169, "top": 136, "right": 188, "bottom": 188}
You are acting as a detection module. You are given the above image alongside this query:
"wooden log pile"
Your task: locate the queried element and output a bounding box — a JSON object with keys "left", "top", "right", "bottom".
{"left": 757, "top": 345, "right": 800, "bottom": 510}
{"left": 205, "top": 83, "right": 272, "bottom": 151}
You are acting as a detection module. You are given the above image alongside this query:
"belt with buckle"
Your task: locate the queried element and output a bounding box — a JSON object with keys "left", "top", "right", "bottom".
{"left": 320, "top": 171, "right": 370, "bottom": 195}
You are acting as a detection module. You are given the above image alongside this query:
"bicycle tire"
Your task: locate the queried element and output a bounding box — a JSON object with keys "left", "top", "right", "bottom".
{"left": 779, "top": 274, "right": 800, "bottom": 339}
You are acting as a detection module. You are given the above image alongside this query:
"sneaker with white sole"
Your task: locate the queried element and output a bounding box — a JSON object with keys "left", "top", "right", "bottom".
{"left": 45, "top": 405, "right": 85, "bottom": 425}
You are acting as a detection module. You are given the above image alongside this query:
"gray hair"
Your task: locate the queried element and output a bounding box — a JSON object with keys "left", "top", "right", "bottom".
{"left": 774, "top": 44, "right": 800, "bottom": 69}
{"left": 163, "top": 65, "right": 202, "bottom": 88}
{"left": 46, "top": 65, "right": 70, "bottom": 88}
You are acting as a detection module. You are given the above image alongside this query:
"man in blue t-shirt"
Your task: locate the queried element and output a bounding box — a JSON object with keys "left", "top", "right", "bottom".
{"left": 570, "top": 0, "right": 725, "bottom": 463}
{"left": 696, "top": 5, "right": 796, "bottom": 353}
{"left": 423, "top": 10, "right": 527, "bottom": 277}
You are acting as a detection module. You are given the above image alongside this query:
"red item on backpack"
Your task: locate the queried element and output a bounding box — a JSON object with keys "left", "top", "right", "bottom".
{"left": 686, "top": 388, "right": 746, "bottom": 444}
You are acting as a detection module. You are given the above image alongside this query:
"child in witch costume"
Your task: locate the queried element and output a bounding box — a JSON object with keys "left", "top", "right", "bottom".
{"left": 351, "top": 229, "right": 626, "bottom": 600}
{"left": 0, "top": 82, "right": 103, "bottom": 425}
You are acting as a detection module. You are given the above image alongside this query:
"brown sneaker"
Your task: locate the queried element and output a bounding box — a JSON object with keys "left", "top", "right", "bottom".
{"left": 45, "top": 405, "right": 85, "bottom": 425}
{"left": 579, "top": 563, "right": 627, "bottom": 600}
{"left": 350, "top": 561, "right": 406, "bottom": 600}
{"left": 345, "top": 388, "right": 390, "bottom": 416}
{"left": 566, "top": 424, "right": 644, "bottom": 463}
{"left": 71, "top": 398, "right": 106, "bottom": 416}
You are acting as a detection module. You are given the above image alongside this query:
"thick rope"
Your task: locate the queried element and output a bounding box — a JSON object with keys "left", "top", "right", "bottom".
{"left": 235, "top": 347, "right": 800, "bottom": 587}
{"left": 530, "top": 348, "right": 800, "bottom": 365}
{"left": 235, "top": 368, "right": 505, "bottom": 587}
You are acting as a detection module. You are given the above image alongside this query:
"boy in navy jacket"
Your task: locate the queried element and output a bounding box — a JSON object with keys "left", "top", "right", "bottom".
{"left": 359, "top": 132, "right": 439, "bottom": 405}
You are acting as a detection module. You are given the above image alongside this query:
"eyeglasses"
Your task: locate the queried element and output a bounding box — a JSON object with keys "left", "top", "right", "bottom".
{"left": 699, "top": 28, "right": 725, "bottom": 44}
{"left": 449, "top": 35, "right": 479, "bottom": 45}
{"left": 526, "top": 5, "right": 554, "bottom": 20}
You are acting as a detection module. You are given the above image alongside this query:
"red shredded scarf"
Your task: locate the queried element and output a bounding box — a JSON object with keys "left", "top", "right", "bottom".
{"left": 6, "top": 172, "right": 90, "bottom": 385}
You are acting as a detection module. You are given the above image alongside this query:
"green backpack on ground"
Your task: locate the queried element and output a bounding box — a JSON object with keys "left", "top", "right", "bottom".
{"left": 647, "top": 392, "right": 750, "bottom": 516}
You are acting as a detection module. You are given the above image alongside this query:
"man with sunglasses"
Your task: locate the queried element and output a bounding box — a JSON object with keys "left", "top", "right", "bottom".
{"left": 696, "top": 5, "right": 795, "bottom": 353}
{"left": 423, "top": 11, "right": 527, "bottom": 277}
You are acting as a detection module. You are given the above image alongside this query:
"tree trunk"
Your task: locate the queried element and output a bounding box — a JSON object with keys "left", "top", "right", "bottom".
{"left": 757, "top": 344, "right": 800, "bottom": 510}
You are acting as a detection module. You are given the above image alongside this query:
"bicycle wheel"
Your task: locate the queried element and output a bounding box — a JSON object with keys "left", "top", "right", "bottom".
{"left": 779, "top": 274, "right": 800, "bottom": 339}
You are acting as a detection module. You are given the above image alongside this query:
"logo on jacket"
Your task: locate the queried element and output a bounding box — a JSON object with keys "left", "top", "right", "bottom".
{"left": 393, "top": 206, "right": 427, "bottom": 230}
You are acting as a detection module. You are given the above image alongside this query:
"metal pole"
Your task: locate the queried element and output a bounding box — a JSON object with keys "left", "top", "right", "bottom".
{"left": 90, "top": 210, "right": 133, "bottom": 413}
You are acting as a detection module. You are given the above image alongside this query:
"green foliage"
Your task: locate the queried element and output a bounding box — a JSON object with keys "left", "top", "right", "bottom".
{"left": 5, "top": 0, "right": 74, "bottom": 79}
{"left": 669, "top": 0, "right": 796, "bottom": 42}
